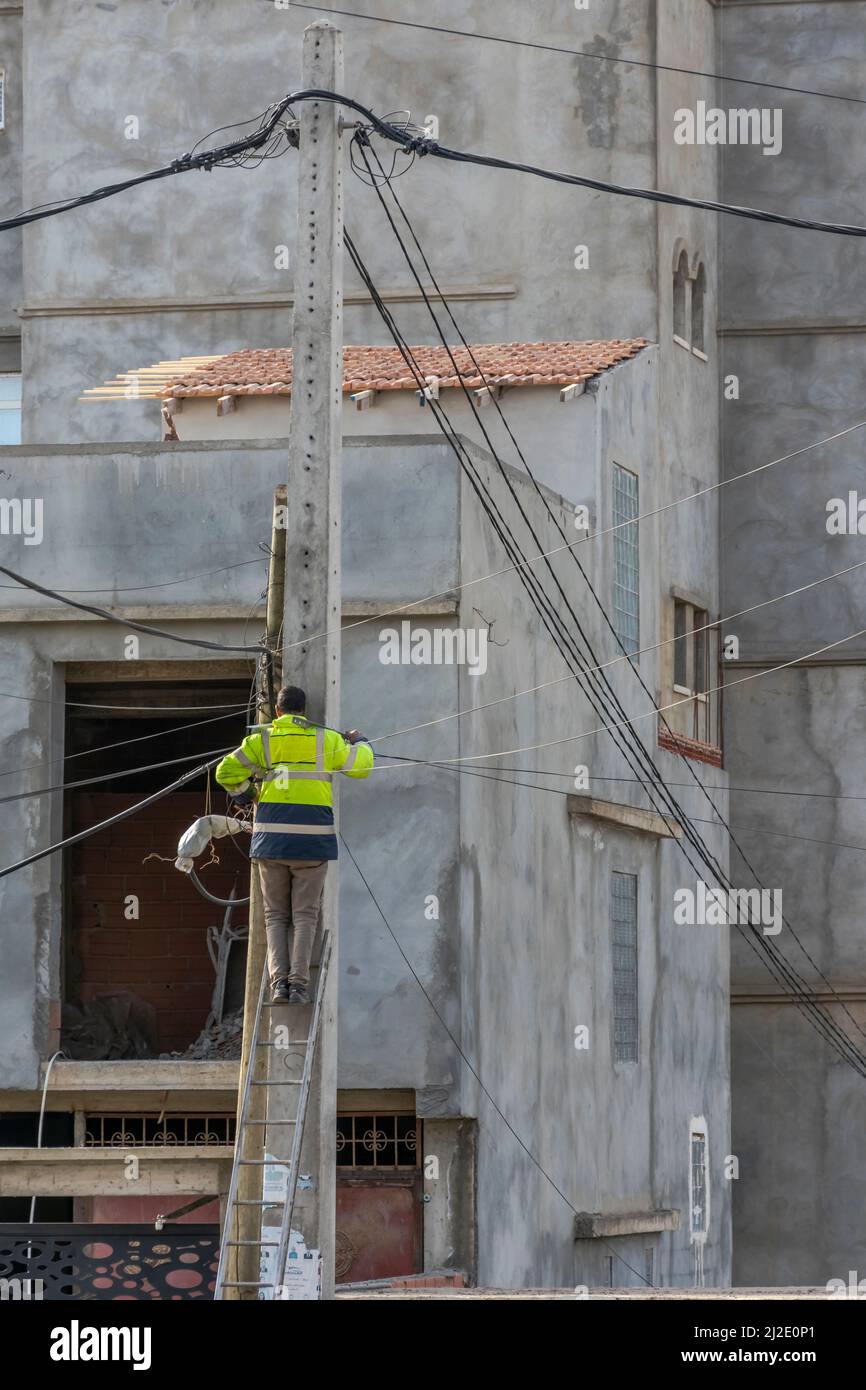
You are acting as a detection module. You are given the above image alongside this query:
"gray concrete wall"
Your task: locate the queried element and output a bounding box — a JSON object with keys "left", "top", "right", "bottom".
{"left": 0, "top": 437, "right": 461, "bottom": 1101}
{"left": 0, "top": 3, "right": 23, "bottom": 361}
{"left": 445, "top": 360, "right": 730, "bottom": 1289}
{"left": 718, "top": 1, "right": 866, "bottom": 1284}
{"left": 15, "top": 0, "right": 666, "bottom": 443}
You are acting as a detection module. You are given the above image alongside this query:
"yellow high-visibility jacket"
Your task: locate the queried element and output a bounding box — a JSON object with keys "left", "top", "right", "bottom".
{"left": 215, "top": 714, "right": 373, "bottom": 861}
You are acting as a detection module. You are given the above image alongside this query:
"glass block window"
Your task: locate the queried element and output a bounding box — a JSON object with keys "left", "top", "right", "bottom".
{"left": 611, "top": 871, "right": 639, "bottom": 1063}
{"left": 612, "top": 464, "right": 640, "bottom": 657}
{"left": 690, "top": 1125, "right": 709, "bottom": 1237}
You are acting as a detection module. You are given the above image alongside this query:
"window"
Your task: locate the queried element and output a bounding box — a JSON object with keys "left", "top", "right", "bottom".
{"left": 673, "top": 249, "right": 689, "bottom": 342}
{"left": 672, "top": 247, "right": 707, "bottom": 359}
{"left": 669, "top": 596, "right": 719, "bottom": 749}
{"left": 689, "top": 1119, "right": 709, "bottom": 1239}
{"left": 610, "top": 871, "right": 638, "bottom": 1063}
{"left": 336, "top": 1113, "right": 419, "bottom": 1169}
{"left": 612, "top": 464, "right": 639, "bottom": 657}
{"left": 0, "top": 374, "right": 21, "bottom": 445}
{"left": 691, "top": 264, "right": 706, "bottom": 354}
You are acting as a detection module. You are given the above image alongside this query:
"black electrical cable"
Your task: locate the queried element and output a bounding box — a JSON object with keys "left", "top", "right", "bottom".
{"left": 0, "top": 756, "right": 222, "bottom": 880}
{"left": 0, "top": 745, "right": 234, "bottom": 806}
{"left": 345, "top": 229, "right": 866, "bottom": 1078}
{"left": 325, "top": 91, "right": 866, "bottom": 238}
{"left": 189, "top": 866, "right": 251, "bottom": 910}
{"left": 0, "top": 96, "right": 298, "bottom": 234}
{"left": 0, "top": 563, "right": 264, "bottom": 654}
{"left": 4, "top": 90, "right": 866, "bottom": 241}
{"left": 287, "top": 4, "right": 866, "bottom": 109}
{"left": 357, "top": 150, "right": 866, "bottom": 1061}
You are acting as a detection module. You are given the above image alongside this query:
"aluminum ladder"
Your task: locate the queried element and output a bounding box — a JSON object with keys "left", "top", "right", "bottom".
{"left": 213, "top": 930, "right": 333, "bottom": 1299}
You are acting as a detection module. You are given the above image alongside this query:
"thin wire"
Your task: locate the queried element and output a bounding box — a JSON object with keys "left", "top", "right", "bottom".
{"left": 287, "top": 4, "right": 866, "bottom": 108}
{"left": 0, "top": 757, "right": 223, "bottom": 880}
{"left": 0, "top": 563, "right": 264, "bottom": 654}
{"left": 0, "top": 555, "right": 265, "bottom": 595}
{"left": 374, "top": 625, "right": 866, "bottom": 767}
{"left": 376, "top": 755, "right": 866, "bottom": 859}
{"left": 356, "top": 161, "right": 866, "bottom": 1060}
{"left": 371, "top": 555, "right": 866, "bottom": 745}
{"left": 275, "top": 416, "right": 866, "bottom": 660}
{"left": 0, "top": 745, "right": 234, "bottom": 806}
{"left": 0, "top": 693, "right": 250, "bottom": 712}
{"left": 345, "top": 229, "right": 866, "bottom": 1075}
{"left": 0, "top": 707, "right": 249, "bottom": 781}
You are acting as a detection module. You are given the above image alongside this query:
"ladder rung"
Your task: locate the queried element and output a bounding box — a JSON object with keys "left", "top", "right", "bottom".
{"left": 256, "top": 1039, "right": 309, "bottom": 1046}
{"left": 224, "top": 1240, "right": 279, "bottom": 1248}
{"left": 243, "top": 1119, "right": 298, "bottom": 1126}
{"left": 251, "top": 1079, "right": 302, "bottom": 1086}
{"left": 220, "top": 1281, "right": 274, "bottom": 1288}
{"left": 234, "top": 1199, "right": 280, "bottom": 1206}
{"left": 239, "top": 1158, "right": 290, "bottom": 1166}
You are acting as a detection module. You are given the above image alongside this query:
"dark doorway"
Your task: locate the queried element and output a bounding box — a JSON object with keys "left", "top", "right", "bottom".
{"left": 62, "top": 680, "right": 253, "bottom": 1058}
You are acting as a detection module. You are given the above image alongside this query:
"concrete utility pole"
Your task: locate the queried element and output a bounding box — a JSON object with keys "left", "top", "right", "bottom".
{"left": 271, "top": 19, "right": 344, "bottom": 1299}
{"left": 227, "top": 485, "right": 287, "bottom": 1300}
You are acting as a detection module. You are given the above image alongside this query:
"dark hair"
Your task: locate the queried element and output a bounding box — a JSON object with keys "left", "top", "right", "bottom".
{"left": 276, "top": 684, "right": 306, "bottom": 714}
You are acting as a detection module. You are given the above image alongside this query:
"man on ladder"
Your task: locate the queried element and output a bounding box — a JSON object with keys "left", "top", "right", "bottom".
{"left": 216, "top": 684, "right": 374, "bottom": 1004}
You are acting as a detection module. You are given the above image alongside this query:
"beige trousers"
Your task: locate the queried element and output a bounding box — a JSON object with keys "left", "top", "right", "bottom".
{"left": 257, "top": 858, "right": 329, "bottom": 986}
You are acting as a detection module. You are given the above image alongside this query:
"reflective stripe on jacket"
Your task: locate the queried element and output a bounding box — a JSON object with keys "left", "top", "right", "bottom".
{"left": 214, "top": 714, "right": 374, "bottom": 861}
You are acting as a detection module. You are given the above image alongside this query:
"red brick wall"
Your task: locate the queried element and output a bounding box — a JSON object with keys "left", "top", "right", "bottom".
{"left": 68, "top": 792, "right": 249, "bottom": 1055}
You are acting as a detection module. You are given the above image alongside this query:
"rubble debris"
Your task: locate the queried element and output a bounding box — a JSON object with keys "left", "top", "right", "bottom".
{"left": 166, "top": 1008, "right": 244, "bottom": 1061}
{"left": 61, "top": 991, "right": 158, "bottom": 1060}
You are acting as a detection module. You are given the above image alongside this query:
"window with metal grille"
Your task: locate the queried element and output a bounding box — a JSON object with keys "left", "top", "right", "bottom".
{"left": 83, "top": 1114, "right": 236, "bottom": 1147}
{"left": 610, "top": 871, "right": 639, "bottom": 1063}
{"left": 336, "top": 1113, "right": 419, "bottom": 1169}
{"left": 612, "top": 464, "right": 639, "bottom": 657}
{"left": 690, "top": 1125, "right": 708, "bottom": 1237}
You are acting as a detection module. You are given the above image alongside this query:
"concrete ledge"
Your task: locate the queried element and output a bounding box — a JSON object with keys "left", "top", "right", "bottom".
{"left": 40, "top": 1060, "right": 239, "bottom": 1092}
{"left": 337, "top": 1286, "right": 837, "bottom": 1300}
{"left": 573, "top": 1209, "right": 681, "bottom": 1239}
{"left": 0, "top": 599, "right": 458, "bottom": 624}
{"left": 0, "top": 1147, "right": 233, "bottom": 1197}
{"left": 567, "top": 795, "right": 682, "bottom": 839}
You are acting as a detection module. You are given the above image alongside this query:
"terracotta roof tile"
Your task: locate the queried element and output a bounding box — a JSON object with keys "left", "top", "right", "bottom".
{"left": 158, "top": 340, "right": 649, "bottom": 398}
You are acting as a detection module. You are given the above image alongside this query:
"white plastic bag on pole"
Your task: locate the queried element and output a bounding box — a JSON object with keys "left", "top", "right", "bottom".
{"left": 175, "top": 814, "right": 251, "bottom": 873}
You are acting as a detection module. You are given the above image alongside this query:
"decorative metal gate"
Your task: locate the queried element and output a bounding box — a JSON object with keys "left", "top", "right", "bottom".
{"left": 0, "top": 1224, "right": 219, "bottom": 1300}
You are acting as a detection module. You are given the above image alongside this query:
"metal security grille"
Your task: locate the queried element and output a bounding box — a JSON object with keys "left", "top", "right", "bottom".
{"left": 83, "top": 1114, "right": 235, "bottom": 1147}
{"left": 611, "top": 872, "right": 639, "bottom": 1062}
{"left": 336, "top": 1114, "right": 419, "bottom": 1169}
{"left": 612, "top": 464, "right": 640, "bottom": 656}
{"left": 0, "top": 1225, "right": 218, "bottom": 1300}
{"left": 691, "top": 1131, "right": 708, "bottom": 1235}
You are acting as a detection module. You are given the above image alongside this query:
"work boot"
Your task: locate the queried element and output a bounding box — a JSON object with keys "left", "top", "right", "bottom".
{"left": 271, "top": 978, "right": 291, "bottom": 1003}
{"left": 288, "top": 983, "right": 312, "bottom": 1005}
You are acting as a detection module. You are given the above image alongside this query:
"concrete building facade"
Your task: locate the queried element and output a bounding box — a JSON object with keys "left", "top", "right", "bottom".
{"left": 717, "top": 0, "right": 866, "bottom": 1286}
{"left": 0, "top": 0, "right": 747, "bottom": 1292}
